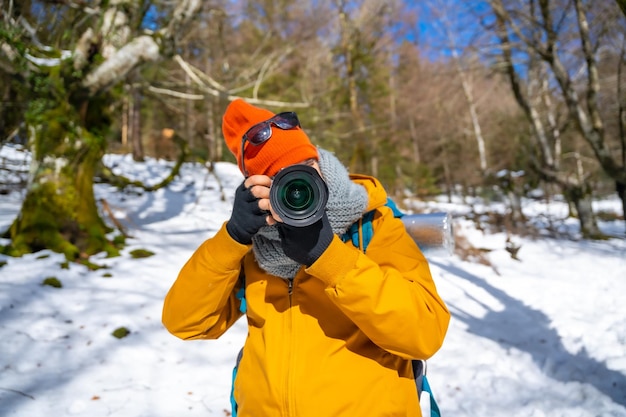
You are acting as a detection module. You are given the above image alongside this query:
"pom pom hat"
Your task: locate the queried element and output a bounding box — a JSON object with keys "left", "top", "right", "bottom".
{"left": 222, "top": 99, "right": 319, "bottom": 177}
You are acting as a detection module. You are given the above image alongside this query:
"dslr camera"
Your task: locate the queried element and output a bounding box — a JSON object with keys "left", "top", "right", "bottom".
{"left": 270, "top": 164, "right": 329, "bottom": 227}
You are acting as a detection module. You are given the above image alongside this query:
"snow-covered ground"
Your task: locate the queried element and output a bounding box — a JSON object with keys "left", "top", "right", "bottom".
{"left": 1, "top": 145, "right": 625, "bottom": 417}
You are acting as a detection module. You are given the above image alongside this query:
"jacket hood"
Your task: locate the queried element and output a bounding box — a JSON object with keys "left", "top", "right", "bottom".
{"left": 350, "top": 174, "right": 389, "bottom": 213}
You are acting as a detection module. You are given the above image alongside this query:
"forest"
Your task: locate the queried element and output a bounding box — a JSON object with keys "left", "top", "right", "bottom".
{"left": 1, "top": 0, "right": 625, "bottom": 259}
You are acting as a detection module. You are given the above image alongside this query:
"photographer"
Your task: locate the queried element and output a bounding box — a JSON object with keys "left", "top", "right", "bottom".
{"left": 162, "top": 99, "right": 450, "bottom": 417}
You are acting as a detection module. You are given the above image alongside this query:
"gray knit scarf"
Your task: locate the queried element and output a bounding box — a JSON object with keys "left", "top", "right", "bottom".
{"left": 251, "top": 148, "right": 369, "bottom": 279}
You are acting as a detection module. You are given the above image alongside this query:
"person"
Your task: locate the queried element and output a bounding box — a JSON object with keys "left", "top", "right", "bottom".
{"left": 162, "top": 99, "right": 450, "bottom": 417}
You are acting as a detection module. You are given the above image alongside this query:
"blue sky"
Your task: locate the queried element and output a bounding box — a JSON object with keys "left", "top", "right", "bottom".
{"left": 408, "top": 0, "right": 493, "bottom": 61}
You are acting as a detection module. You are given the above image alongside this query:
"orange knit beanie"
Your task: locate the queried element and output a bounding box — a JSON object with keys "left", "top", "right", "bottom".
{"left": 222, "top": 99, "right": 319, "bottom": 177}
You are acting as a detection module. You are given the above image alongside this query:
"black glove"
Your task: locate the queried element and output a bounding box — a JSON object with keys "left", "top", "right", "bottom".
{"left": 226, "top": 182, "right": 268, "bottom": 245}
{"left": 277, "top": 212, "right": 334, "bottom": 266}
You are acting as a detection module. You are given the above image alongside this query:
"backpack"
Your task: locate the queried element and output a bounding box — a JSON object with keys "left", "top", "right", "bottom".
{"left": 230, "top": 198, "right": 442, "bottom": 417}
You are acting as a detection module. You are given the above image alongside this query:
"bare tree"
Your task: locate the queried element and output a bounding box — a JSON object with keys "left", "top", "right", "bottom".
{"left": 485, "top": 0, "right": 625, "bottom": 237}
{"left": 431, "top": 0, "right": 489, "bottom": 174}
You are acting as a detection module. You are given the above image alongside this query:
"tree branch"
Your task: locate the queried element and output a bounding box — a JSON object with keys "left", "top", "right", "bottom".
{"left": 0, "top": 43, "right": 18, "bottom": 74}
{"left": 83, "top": 36, "right": 160, "bottom": 93}
{"left": 572, "top": 0, "right": 603, "bottom": 133}
{"left": 616, "top": 0, "right": 626, "bottom": 16}
{"left": 174, "top": 54, "right": 228, "bottom": 94}
{"left": 165, "top": 0, "right": 203, "bottom": 38}
{"left": 490, "top": 0, "right": 551, "bottom": 60}
{"left": 147, "top": 86, "right": 205, "bottom": 100}
{"left": 172, "top": 55, "right": 310, "bottom": 108}
{"left": 82, "top": 0, "right": 203, "bottom": 94}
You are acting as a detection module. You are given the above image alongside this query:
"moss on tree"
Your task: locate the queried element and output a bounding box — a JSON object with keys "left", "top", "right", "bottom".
{"left": 3, "top": 61, "right": 119, "bottom": 260}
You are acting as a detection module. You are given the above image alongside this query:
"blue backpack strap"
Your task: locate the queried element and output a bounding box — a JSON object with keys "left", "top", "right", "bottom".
{"left": 385, "top": 197, "right": 404, "bottom": 218}
{"left": 230, "top": 348, "right": 244, "bottom": 417}
{"left": 232, "top": 270, "right": 246, "bottom": 416}
{"left": 342, "top": 211, "right": 374, "bottom": 252}
{"left": 236, "top": 286, "right": 246, "bottom": 313}
{"left": 358, "top": 210, "right": 375, "bottom": 253}
{"left": 422, "top": 375, "right": 441, "bottom": 417}
{"left": 235, "top": 270, "right": 247, "bottom": 313}
{"left": 341, "top": 198, "right": 402, "bottom": 253}
{"left": 413, "top": 360, "right": 441, "bottom": 417}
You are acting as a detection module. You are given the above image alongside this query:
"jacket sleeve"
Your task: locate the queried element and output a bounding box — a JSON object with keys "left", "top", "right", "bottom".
{"left": 306, "top": 206, "right": 450, "bottom": 360}
{"left": 162, "top": 223, "right": 249, "bottom": 340}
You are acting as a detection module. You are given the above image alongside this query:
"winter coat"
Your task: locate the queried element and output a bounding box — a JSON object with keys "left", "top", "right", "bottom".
{"left": 162, "top": 174, "right": 450, "bottom": 417}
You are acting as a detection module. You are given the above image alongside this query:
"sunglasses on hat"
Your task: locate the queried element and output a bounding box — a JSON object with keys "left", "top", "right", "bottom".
{"left": 240, "top": 111, "right": 301, "bottom": 177}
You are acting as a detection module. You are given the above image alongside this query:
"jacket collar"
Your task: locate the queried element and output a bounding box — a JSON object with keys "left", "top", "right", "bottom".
{"left": 349, "top": 174, "right": 388, "bottom": 213}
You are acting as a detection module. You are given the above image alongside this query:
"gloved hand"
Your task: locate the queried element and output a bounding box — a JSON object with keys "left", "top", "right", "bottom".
{"left": 277, "top": 212, "right": 334, "bottom": 266}
{"left": 226, "top": 182, "right": 268, "bottom": 245}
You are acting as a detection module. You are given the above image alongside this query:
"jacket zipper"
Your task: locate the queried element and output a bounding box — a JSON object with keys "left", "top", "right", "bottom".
{"left": 287, "top": 278, "right": 294, "bottom": 304}
{"left": 285, "top": 277, "right": 295, "bottom": 416}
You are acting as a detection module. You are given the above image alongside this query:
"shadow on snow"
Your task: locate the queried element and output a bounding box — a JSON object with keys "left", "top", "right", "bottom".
{"left": 431, "top": 260, "right": 626, "bottom": 406}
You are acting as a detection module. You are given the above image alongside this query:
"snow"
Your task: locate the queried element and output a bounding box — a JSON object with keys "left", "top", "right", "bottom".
{"left": 1, "top": 144, "right": 625, "bottom": 417}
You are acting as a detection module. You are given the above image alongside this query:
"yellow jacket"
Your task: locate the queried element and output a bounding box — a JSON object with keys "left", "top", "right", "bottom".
{"left": 162, "top": 175, "right": 450, "bottom": 417}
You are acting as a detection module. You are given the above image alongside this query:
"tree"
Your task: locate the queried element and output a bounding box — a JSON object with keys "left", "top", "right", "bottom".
{"left": 329, "top": 0, "right": 402, "bottom": 177}
{"left": 430, "top": 0, "right": 489, "bottom": 175}
{"left": 0, "top": 0, "right": 202, "bottom": 259}
{"left": 485, "top": 0, "right": 625, "bottom": 237}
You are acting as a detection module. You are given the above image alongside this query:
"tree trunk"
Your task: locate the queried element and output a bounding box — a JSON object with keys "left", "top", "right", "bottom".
{"left": 121, "top": 87, "right": 129, "bottom": 148}
{"left": 337, "top": 0, "right": 368, "bottom": 174}
{"left": 5, "top": 81, "right": 115, "bottom": 259}
{"left": 438, "top": 1, "right": 488, "bottom": 174}
{"left": 184, "top": 62, "right": 194, "bottom": 150}
{"left": 617, "top": 0, "right": 626, "bottom": 16}
{"left": 131, "top": 83, "right": 145, "bottom": 162}
{"left": 205, "top": 91, "right": 217, "bottom": 163}
{"left": 441, "top": 143, "right": 453, "bottom": 203}
{"left": 563, "top": 183, "right": 602, "bottom": 238}
{"left": 617, "top": 180, "right": 626, "bottom": 233}
{"left": 507, "top": 189, "right": 525, "bottom": 226}
{"left": 409, "top": 118, "right": 421, "bottom": 165}
{"left": 498, "top": 171, "right": 526, "bottom": 226}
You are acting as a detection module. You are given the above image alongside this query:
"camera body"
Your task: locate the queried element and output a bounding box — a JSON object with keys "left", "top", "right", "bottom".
{"left": 270, "top": 164, "right": 329, "bottom": 227}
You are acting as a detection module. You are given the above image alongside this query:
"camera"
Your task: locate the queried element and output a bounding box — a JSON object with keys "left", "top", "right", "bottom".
{"left": 270, "top": 164, "right": 329, "bottom": 227}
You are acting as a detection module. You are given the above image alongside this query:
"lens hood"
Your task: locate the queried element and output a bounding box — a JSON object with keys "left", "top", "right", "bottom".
{"left": 270, "top": 164, "right": 329, "bottom": 227}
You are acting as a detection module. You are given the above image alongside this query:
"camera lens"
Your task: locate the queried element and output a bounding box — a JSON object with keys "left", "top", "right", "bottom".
{"left": 281, "top": 178, "right": 314, "bottom": 211}
{"left": 270, "top": 164, "right": 328, "bottom": 227}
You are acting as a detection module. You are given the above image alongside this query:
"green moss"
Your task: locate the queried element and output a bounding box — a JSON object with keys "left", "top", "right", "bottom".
{"left": 0, "top": 260, "right": 7, "bottom": 268}
{"left": 112, "top": 234, "right": 126, "bottom": 247}
{"left": 10, "top": 60, "right": 119, "bottom": 261}
{"left": 101, "top": 272, "right": 113, "bottom": 278}
{"left": 76, "top": 259, "right": 106, "bottom": 271}
{"left": 111, "top": 327, "right": 130, "bottom": 339}
{"left": 59, "top": 240, "right": 80, "bottom": 260}
{"left": 104, "top": 244, "right": 121, "bottom": 258}
{"left": 129, "top": 249, "right": 155, "bottom": 259}
{"left": 1, "top": 240, "right": 27, "bottom": 257}
{"left": 42, "top": 277, "right": 62, "bottom": 288}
